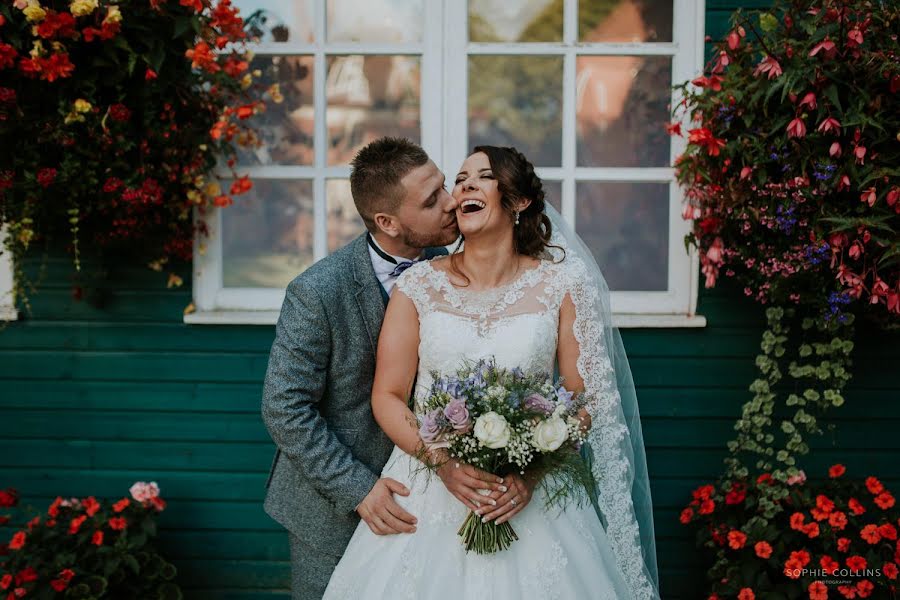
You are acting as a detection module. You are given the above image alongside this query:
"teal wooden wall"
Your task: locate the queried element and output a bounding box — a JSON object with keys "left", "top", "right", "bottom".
{"left": 4, "top": 3, "right": 898, "bottom": 598}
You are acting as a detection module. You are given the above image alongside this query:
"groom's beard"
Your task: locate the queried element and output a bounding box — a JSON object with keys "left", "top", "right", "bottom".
{"left": 401, "top": 224, "right": 459, "bottom": 249}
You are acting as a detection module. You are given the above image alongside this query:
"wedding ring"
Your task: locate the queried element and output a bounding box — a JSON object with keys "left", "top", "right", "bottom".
{"left": 510, "top": 498, "right": 518, "bottom": 507}
{"left": 454, "top": 462, "right": 460, "bottom": 469}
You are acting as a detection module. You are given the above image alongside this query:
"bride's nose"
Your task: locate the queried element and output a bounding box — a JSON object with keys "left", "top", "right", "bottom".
{"left": 463, "top": 179, "right": 478, "bottom": 192}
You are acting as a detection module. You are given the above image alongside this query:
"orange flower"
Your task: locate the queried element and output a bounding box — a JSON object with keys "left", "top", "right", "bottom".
{"left": 790, "top": 512, "right": 807, "bottom": 531}
{"left": 865, "top": 477, "right": 884, "bottom": 495}
{"left": 113, "top": 498, "right": 130, "bottom": 513}
{"left": 8, "top": 531, "right": 25, "bottom": 550}
{"left": 848, "top": 498, "right": 866, "bottom": 515}
{"left": 91, "top": 530, "right": 103, "bottom": 546}
{"left": 846, "top": 555, "right": 867, "bottom": 571}
{"left": 679, "top": 508, "right": 693, "bottom": 524}
{"left": 837, "top": 537, "right": 851, "bottom": 552}
{"left": 755, "top": 541, "right": 773, "bottom": 559}
{"left": 108, "top": 516, "right": 127, "bottom": 531}
{"left": 213, "top": 194, "right": 233, "bottom": 207}
{"left": 816, "top": 495, "right": 835, "bottom": 514}
{"left": 83, "top": 496, "right": 100, "bottom": 517}
{"left": 737, "top": 588, "right": 755, "bottom": 600}
{"left": 820, "top": 555, "right": 840, "bottom": 574}
{"left": 728, "top": 530, "right": 747, "bottom": 549}
{"left": 875, "top": 492, "right": 895, "bottom": 510}
{"left": 878, "top": 523, "right": 897, "bottom": 540}
{"left": 185, "top": 41, "right": 219, "bottom": 73}
{"left": 230, "top": 175, "right": 252, "bottom": 195}
{"left": 829, "top": 511, "right": 848, "bottom": 530}
{"left": 860, "top": 524, "right": 881, "bottom": 544}
{"left": 809, "top": 581, "right": 828, "bottom": 600}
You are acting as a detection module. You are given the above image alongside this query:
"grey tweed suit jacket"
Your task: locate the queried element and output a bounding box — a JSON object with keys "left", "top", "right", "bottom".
{"left": 261, "top": 233, "right": 442, "bottom": 558}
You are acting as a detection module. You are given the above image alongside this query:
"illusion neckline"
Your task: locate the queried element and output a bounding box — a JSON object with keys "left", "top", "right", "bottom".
{"left": 422, "top": 258, "right": 550, "bottom": 294}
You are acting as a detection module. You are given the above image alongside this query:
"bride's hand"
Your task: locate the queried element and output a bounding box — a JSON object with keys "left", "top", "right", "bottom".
{"left": 432, "top": 451, "right": 506, "bottom": 512}
{"left": 477, "top": 472, "right": 536, "bottom": 524}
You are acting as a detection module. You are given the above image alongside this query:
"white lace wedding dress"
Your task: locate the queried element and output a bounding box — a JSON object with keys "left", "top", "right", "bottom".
{"left": 323, "top": 258, "right": 647, "bottom": 600}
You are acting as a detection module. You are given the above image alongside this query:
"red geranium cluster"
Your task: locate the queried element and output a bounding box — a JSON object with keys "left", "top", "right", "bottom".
{"left": 670, "top": 0, "right": 899, "bottom": 325}
{"left": 0, "top": 482, "right": 180, "bottom": 599}
{"left": 0, "top": 0, "right": 277, "bottom": 304}
{"left": 681, "top": 465, "right": 900, "bottom": 599}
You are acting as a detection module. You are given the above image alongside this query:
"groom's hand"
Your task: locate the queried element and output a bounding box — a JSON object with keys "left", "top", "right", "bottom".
{"left": 356, "top": 478, "right": 418, "bottom": 536}
{"left": 436, "top": 460, "right": 506, "bottom": 512}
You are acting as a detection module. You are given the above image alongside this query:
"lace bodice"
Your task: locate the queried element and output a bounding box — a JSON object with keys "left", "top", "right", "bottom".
{"left": 395, "top": 258, "right": 576, "bottom": 413}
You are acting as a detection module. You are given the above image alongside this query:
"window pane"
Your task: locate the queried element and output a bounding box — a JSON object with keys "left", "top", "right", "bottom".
{"left": 469, "top": 0, "right": 561, "bottom": 42}
{"left": 327, "top": 179, "right": 366, "bottom": 252}
{"left": 543, "top": 180, "right": 562, "bottom": 214}
{"left": 579, "top": 0, "right": 672, "bottom": 43}
{"left": 326, "top": 55, "right": 421, "bottom": 165}
{"left": 469, "top": 56, "right": 563, "bottom": 167}
{"left": 327, "top": 0, "right": 423, "bottom": 42}
{"left": 235, "top": 56, "right": 314, "bottom": 166}
{"left": 576, "top": 56, "right": 671, "bottom": 168}
{"left": 237, "top": 0, "right": 314, "bottom": 43}
{"left": 575, "top": 182, "right": 668, "bottom": 291}
{"left": 222, "top": 180, "right": 314, "bottom": 288}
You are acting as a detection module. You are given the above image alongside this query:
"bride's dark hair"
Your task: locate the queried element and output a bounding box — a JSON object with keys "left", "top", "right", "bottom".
{"left": 470, "top": 145, "right": 554, "bottom": 258}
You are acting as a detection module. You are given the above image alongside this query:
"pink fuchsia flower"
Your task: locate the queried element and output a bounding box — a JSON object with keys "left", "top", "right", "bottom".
{"left": 129, "top": 481, "right": 160, "bottom": 503}
{"left": 798, "top": 92, "right": 816, "bottom": 110}
{"left": 706, "top": 237, "right": 725, "bottom": 263}
{"left": 847, "top": 29, "right": 863, "bottom": 47}
{"left": 809, "top": 39, "right": 837, "bottom": 59}
{"left": 887, "top": 188, "right": 899, "bottom": 208}
{"left": 837, "top": 175, "right": 851, "bottom": 192}
{"left": 727, "top": 30, "right": 741, "bottom": 50}
{"left": 786, "top": 118, "right": 806, "bottom": 138}
{"left": 860, "top": 188, "right": 877, "bottom": 207}
{"left": 854, "top": 145, "right": 866, "bottom": 164}
{"left": 753, "top": 55, "right": 782, "bottom": 79}
{"left": 829, "top": 142, "right": 842, "bottom": 157}
{"left": 682, "top": 203, "right": 701, "bottom": 220}
{"left": 817, "top": 117, "right": 841, "bottom": 134}
{"left": 740, "top": 166, "right": 753, "bottom": 180}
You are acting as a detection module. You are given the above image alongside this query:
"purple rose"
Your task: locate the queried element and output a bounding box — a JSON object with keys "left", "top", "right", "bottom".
{"left": 419, "top": 408, "right": 446, "bottom": 443}
{"left": 523, "top": 393, "right": 554, "bottom": 415}
{"left": 443, "top": 398, "right": 471, "bottom": 431}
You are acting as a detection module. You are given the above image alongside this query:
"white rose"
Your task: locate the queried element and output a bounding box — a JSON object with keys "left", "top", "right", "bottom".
{"left": 531, "top": 417, "right": 569, "bottom": 452}
{"left": 473, "top": 411, "right": 510, "bottom": 449}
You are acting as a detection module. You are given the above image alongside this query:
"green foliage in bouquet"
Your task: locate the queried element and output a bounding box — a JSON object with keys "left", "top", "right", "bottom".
{"left": 0, "top": 0, "right": 277, "bottom": 308}
{"left": 0, "top": 482, "right": 181, "bottom": 600}
{"left": 680, "top": 465, "right": 899, "bottom": 600}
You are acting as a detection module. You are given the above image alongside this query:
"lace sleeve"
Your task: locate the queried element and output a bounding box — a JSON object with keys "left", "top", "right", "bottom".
{"left": 393, "top": 261, "right": 436, "bottom": 316}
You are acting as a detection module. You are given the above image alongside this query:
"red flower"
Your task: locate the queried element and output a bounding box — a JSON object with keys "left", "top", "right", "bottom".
{"left": 145, "top": 68, "right": 158, "bottom": 81}
{"left": 856, "top": 580, "right": 873, "bottom": 598}
{"left": 757, "top": 473, "right": 773, "bottom": 486}
{"left": 829, "top": 511, "right": 848, "bottom": 530}
{"left": 47, "top": 496, "right": 62, "bottom": 517}
{"left": 728, "top": 530, "right": 747, "bottom": 549}
{"left": 737, "top": 588, "right": 755, "bottom": 600}
{"left": 815, "top": 495, "right": 835, "bottom": 515}
{"left": 0, "top": 489, "right": 17, "bottom": 508}
{"left": 91, "top": 530, "right": 104, "bottom": 546}
{"left": 0, "top": 575, "right": 9, "bottom": 590}
{"left": 230, "top": 175, "right": 253, "bottom": 195}
{"left": 861, "top": 524, "right": 881, "bottom": 544}
{"left": 804, "top": 522, "right": 820, "bottom": 538}
{"left": 859, "top": 187, "right": 877, "bottom": 207}
{"left": 837, "top": 537, "right": 851, "bottom": 552}
{"left": 149, "top": 496, "right": 166, "bottom": 512}
{"left": 69, "top": 514, "right": 87, "bottom": 534}
{"left": 699, "top": 498, "right": 715, "bottom": 515}
{"left": 787, "top": 118, "right": 807, "bottom": 138}
{"left": 854, "top": 146, "right": 867, "bottom": 164}
{"left": 884, "top": 562, "right": 898, "bottom": 580}
{"left": 848, "top": 498, "right": 866, "bottom": 515}
{"left": 14, "top": 567, "right": 36, "bottom": 585}
{"left": 36, "top": 167, "right": 57, "bottom": 188}
{"left": 59, "top": 569, "right": 74, "bottom": 583}
{"left": 829, "top": 464, "right": 847, "bottom": 478}
{"left": 809, "top": 581, "right": 828, "bottom": 600}
{"left": 837, "top": 585, "right": 856, "bottom": 599}
{"left": 821, "top": 555, "right": 840, "bottom": 574}
{"left": 878, "top": 523, "right": 897, "bottom": 540}
{"left": 725, "top": 483, "right": 747, "bottom": 505}
{"left": 753, "top": 55, "right": 783, "bottom": 79}
{"left": 82, "top": 496, "right": 100, "bottom": 517}
{"left": 665, "top": 122, "right": 682, "bottom": 136}
{"left": 687, "top": 128, "right": 726, "bottom": 156}
{"left": 798, "top": 92, "right": 817, "bottom": 109}
{"left": 817, "top": 117, "right": 841, "bottom": 134}
{"left": 8, "top": 532, "right": 25, "bottom": 550}
{"left": 223, "top": 57, "right": 248, "bottom": 78}
{"left": 875, "top": 492, "right": 895, "bottom": 510}
{"left": 213, "top": 194, "right": 233, "bottom": 207}
{"left": 113, "top": 498, "right": 130, "bottom": 513}
{"left": 50, "top": 579, "right": 68, "bottom": 592}
{"left": 809, "top": 39, "right": 837, "bottom": 59}
{"left": 36, "top": 10, "right": 76, "bottom": 39}
{"left": 679, "top": 507, "right": 693, "bottom": 524}
{"left": 108, "top": 516, "right": 127, "bottom": 530}
{"left": 754, "top": 541, "right": 772, "bottom": 558}
{"left": 109, "top": 103, "right": 131, "bottom": 122}
{"left": 180, "top": 0, "right": 205, "bottom": 11}
{"left": 0, "top": 43, "right": 17, "bottom": 70}
{"left": 185, "top": 41, "right": 219, "bottom": 73}
{"left": 692, "top": 484, "right": 715, "bottom": 501}
{"left": 847, "top": 555, "right": 867, "bottom": 571}
{"left": 790, "top": 512, "right": 807, "bottom": 531}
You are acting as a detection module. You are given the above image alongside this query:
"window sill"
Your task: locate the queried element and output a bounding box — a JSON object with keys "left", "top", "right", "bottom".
{"left": 0, "top": 306, "right": 18, "bottom": 321}
{"left": 184, "top": 310, "right": 707, "bottom": 328}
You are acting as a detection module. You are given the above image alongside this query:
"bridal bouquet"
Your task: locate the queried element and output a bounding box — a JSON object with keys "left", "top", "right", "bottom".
{"left": 418, "top": 358, "right": 594, "bottom": 554}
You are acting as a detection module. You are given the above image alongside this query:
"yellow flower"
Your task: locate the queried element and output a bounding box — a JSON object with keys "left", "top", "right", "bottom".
{"left": 204, "top": 182, "right": 222, "bottom": 197}
{"left": 268, "top": 83, "right": 284, "bottom": 104}
{"left": 74, "top": 99, "right": 92, "bottom": 113}
{"left": 103, "top": 5, "right": 122, "bottom": 24}
{"left": 29, "top": 40, "right": 45, "bottom": 59}
{"left": 64, "top": 112, "right": 84, "bottom": 125}
{"left": 69, "top": 0, "right": 98, "bottom": 17}
{"left": 167, "top": 274, "right": 184, "bottom": 289}
{"left": 240, "top": 73, "right": 252, "bottom": 90}
{"left": 23, "top": 4, "right": 46, "bottom": 22}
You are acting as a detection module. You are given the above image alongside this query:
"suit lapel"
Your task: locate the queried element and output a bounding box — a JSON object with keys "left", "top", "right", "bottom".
{"left": 350, "top": 234, "right": 386, "bottom": 354}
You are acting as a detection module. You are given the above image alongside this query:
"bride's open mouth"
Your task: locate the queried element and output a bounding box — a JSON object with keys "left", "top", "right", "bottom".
{"left": 459, "top": 199, "right": 486, "bottom": 215}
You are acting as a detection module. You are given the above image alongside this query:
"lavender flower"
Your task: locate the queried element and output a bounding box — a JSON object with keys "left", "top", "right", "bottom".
{"left": 556, "top": 387, "right": 575, "bottom": 410}
{"left": 443, "top": 397, "right": 472, "bottom": 431}
{"left": 419, "top": 408, "right": 446, "bottom": 443}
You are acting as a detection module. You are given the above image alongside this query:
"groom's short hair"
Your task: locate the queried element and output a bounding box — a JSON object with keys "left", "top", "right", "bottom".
{"left": 350, "top": 137, "right": 430, "bottom": 232}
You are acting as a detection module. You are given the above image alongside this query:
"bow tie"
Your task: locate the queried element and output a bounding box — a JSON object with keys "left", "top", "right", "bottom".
{"left": 389, "top": 259, "right": 419, "bottom": 278}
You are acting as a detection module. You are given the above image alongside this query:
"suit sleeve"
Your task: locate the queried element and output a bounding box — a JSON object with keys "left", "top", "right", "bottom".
{"left": 261, "top": 279, "right": 379, "bottom": 514}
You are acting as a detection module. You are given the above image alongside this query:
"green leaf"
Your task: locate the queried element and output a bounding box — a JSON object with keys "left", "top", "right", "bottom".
{"left": 173, "top": 15, "right": 195, "bottom": 39}
{"left": 823, "top": 84, "right": 843, "bottom": 116}
{"left": 148, "top": 43, "right": 166, "bottom": 73}
{"left": 759, "top": 13, "right": 779, "bottom": 32}
{"left": 123, "top": 554, "right": 141, "bottom": 574}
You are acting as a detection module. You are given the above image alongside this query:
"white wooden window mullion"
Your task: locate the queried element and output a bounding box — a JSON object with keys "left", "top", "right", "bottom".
{"left": 560, "top": 0, "right": 577, "bottom": 225}
{"left": 312, "top": 0, "right": 328, "bottom": 263}
{"left": 441, "top": 0, "right": 468, "bottom": 177}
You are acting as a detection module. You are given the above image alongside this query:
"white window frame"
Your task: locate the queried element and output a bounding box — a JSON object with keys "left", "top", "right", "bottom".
{"left": 188, "top": 0, "right": 707, "bottom": 327}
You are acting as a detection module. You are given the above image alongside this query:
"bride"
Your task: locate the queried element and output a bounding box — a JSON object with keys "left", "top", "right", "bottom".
{"left": 323, "top": 146, "right": 661, "bottom": 599}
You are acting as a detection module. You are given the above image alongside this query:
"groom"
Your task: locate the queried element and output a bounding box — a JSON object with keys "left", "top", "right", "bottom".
{"left": 262, "top": 137, "right": 499, "bottom": 600}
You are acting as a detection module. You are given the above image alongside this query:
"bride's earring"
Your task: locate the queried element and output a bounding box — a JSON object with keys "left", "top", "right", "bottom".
{"left": 514, "top": 210, "right": 520, "bottom": 226}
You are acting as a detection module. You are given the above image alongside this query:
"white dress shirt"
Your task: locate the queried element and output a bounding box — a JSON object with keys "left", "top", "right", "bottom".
{"left": 367, "top": 235, "right": 422, "bottom": 297}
